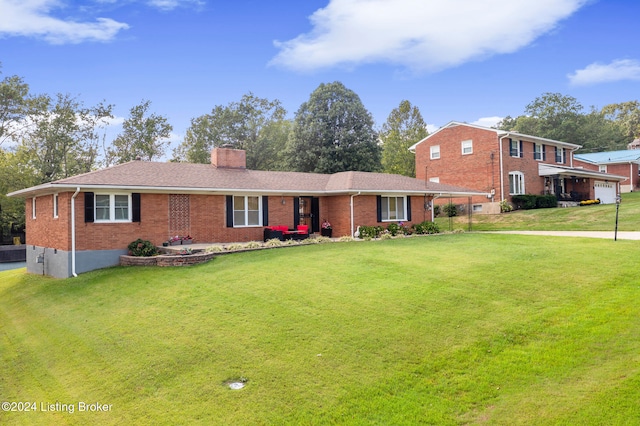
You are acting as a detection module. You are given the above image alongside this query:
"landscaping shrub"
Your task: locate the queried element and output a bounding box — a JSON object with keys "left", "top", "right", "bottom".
{"left": 358, "top": 225, "right": 383, "bottom": 239}
{"left": 512, "top": 194, "right": 557, "bottom": 210}
{"left": 536, "top": 195, "right": 558, "bottom": 208}
{"left": 412, "top": 221, "right": 440, "bottom": 234}
{"left": 500, "top": 199, "right": 513, "bottom": 213}
{"left": 386, "top": 222, "right": 401, "bottom": 236}
{"left": 433, "top": 204, "right": 441, "bottom": 217}
{"left": 127, "top": 239, "right": 159, "bottom": 257}
{"left": 443, "top": 202, "right": 457, "bottom": 217}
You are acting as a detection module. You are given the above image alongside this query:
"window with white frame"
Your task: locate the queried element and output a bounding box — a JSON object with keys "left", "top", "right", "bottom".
{"left": 53, "top": 194, "right": 59, "bottom": 218}
{"left": 233, "top": 195, "right": 261, "bottom": 227}
{"left": 32, "top": 197, "right": 36, "bottom": 219}
{"left": 509, "top": 172, "right": 525, "bottom": 195}
{"left": 381, "top": 196, "right": 407, "bottom": 221}
{"left": 94, "top": 194, "right": 131, "bottom": 222}
{"left": 534, "top": 143, "right": 545, "bottom": 160}
{"left": 461, "top": 140, "right": 473, "bottom": 155}
{"left": 430, "top": 145, "right": 440, "bottom": 159}
{"left": 429, "top": 177, "right": 440, "bottom": 183}
{"left": 510, "top": 139, "right": 522, "bottom": 157}
{"left": 555, "top": 147, "right": 565, "bottom": 163}
{"left": 599, "top": 165, "right": 607, "bottom": 173}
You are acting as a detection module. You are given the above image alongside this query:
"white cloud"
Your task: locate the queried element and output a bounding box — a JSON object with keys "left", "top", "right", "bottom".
{"left": 471, "top": 116, "right": 503, "bottom": 128}
{"left": 271, "top": 0, "right": 588, "bottom": 72}
{"left": 568, "top": 59, "right": 640, "bottom": 86}
{"left": 0, "top": 0, "right": 129, "bottom": 43}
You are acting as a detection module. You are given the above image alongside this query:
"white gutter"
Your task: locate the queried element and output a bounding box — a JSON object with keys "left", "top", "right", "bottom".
{"left": 71, "top": 187, "right": 80, "bottom": 278}
{"left": 350, "top": 192, "right": 361, "bottom": 237}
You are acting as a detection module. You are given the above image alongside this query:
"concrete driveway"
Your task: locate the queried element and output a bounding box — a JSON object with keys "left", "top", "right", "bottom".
{"left": 486, "top": 231, "right": 640, "bottom": 240}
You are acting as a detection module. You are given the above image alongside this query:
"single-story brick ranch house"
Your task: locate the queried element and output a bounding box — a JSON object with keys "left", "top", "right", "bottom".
{"left": 409, "top": 122, "right": 626, "bottom": 212}
{"left": 8, "top": 146, "right": 483, "bottom": 278}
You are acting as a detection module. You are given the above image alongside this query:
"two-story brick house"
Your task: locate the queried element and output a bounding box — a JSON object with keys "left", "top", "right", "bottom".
{"left": 7, "top": 146, "right": 483, "bottom": 278}
{"left": 410, "top": 122, "right": 625, "bottom": 212}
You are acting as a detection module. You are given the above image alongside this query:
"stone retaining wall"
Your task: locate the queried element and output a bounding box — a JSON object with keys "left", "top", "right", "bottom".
{"left": 120, "top": 252, "right": 216, "bottom": 267}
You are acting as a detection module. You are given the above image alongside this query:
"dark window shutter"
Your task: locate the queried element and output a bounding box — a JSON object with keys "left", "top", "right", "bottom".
{"left": 226, "top": 196, "right": 233, "bottom": 227}
{"left": 542, "top": 145, "right": 546, "bottom": 161}
{"left": 376, "top": 195, "right": 382, "bottom": 222}
{"left": 293, "top": 197, "right": 300, "bottom": 226}
{"left": 509, "top": 138, "right": 515, "bottom": 156}
{"left": 132, "top": 193, "right": 141, "bottom": 222}
{"left": 519, "top": 141, "right": 524, "bottom": 158}
{"left": 84, "top": 192, "right": 94, "bottom": 223}
{"left": 262, "top": 196, "right": 268, "bottom": 226}
{"left": 406, "top": 196, "right": 412, "bottom": 222}
{"left": 562, "top": 148, "right": 566, "bottom": 164}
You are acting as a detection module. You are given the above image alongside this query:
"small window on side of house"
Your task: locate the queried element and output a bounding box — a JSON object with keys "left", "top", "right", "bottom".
{"left": 53, "top": 194, "right": 59, "bottom": 218}
{"left": 461, "top": 140, "right": 473, "bottom": 155}
{"left": 429, "top": 177, "right": 440, "bottom": 183}
{"left": 430, "top": 145, "right": 440, "bottom": 160}
{"left": 32, "top": 197, "right": 37, "bottom": 219}
{"left": 599, "top": 165, "right": 607, "bottom": 173}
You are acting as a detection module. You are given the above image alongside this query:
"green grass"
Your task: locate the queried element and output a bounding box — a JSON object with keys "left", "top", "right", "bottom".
{"left": 2, "top": 235, "right": 640, "bottom": 425}
{"left": 437, "top": 191, "right": 640, "bottom": 231}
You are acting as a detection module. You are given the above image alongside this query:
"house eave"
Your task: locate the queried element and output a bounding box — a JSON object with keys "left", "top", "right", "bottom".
{"left": 8, "top": 183, "right": 488, "bottom": 199}
{"left": 538, "top": 163, "right": 626, "bottom": 181}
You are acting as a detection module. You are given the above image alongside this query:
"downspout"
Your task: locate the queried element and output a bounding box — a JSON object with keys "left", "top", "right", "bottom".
{"left": 498, "top": 135, "right": 508, "bottom": 203}
{"left": 71, "top": 187, "right": 80, "bottom": 278}
{"left": 350, "top": 192, "right": 361, "bottom": 237}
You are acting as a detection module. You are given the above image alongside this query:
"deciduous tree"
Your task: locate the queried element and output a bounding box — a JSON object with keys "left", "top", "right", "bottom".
{"left": 380, "top": 100, "right": 427, "bottom": 177}
{"left": 173, "top": 93, "right": 288, "bottom": 170}
{"left": 108, "top": 100, "right": 172, "bottom": 164}
{"left": 18, "top": 93, "right": 113, "bottom": 182}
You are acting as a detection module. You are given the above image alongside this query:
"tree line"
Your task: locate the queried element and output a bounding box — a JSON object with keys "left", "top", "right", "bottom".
{"left": 1, "top": 65, "right": 639, "bottom": 241}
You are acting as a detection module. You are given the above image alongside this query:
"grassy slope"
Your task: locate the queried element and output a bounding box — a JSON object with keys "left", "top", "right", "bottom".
{"left": 437, "top": 191, "right": 640, "bottom": 231}
{"left": 2, "top": 235, "right": 640, "bottom": 425}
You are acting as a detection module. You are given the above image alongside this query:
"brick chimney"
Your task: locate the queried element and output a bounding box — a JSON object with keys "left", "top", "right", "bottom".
{"left": 211, "top": 145, "right": 246, "bottom": 169}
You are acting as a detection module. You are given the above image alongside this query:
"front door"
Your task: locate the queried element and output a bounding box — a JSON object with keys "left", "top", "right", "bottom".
{"left": 297, "top": 197, "right": 320, "bottom": 233}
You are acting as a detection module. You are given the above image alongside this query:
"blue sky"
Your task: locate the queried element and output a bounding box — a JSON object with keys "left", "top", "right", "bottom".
{"left": 1, "top": 0, "right": 639, "bottom": 152}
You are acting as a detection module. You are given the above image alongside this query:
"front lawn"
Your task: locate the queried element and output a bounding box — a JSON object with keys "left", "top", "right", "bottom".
{"left": 1, "top": 234, "right": 640, "bottom": 424}
{"left": 438, "top": 191, "right": 640, "bottom": 231}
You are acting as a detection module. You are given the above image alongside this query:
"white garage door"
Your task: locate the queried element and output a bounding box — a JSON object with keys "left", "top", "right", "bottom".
{"left": 594, "top": 181, "right": 616, "bottom": 204}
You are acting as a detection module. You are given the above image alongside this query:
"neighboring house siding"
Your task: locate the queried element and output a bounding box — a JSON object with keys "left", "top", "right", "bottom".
{"left": 415, "top": 126, "right": 499, "bottom": 202}
{"left": 575, "top": 159, "right": 639, "bottom": 193}
{"left": 501, "top": 139, "right": 547, "bottom": 198}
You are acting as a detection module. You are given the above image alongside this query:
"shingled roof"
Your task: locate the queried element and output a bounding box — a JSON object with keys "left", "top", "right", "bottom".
{"left": 8, "top": 160, "right": 485, "bottom": 198}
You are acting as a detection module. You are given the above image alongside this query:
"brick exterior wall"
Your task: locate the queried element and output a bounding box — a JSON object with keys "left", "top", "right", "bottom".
{"left": 25, "top": 192, "right": 431, "bottom": 255}
{"left": 574, "top": 159, "right": 639, "bottom": 192}
{"left": 414, "top": 125, "right": 580, "bottom": 203}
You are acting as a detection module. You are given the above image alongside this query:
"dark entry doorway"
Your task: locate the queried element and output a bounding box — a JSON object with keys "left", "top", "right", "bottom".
{"left": 295, "top": 197, "right": 320, "bottom": 233}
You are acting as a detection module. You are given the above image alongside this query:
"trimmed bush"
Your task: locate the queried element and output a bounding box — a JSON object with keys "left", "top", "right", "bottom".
{"left": 127, "top": 239, "right": 159, "bottom": 257}
{"left": 358, "top": 225, "right": 383, "bottom": 239}
{"left": 512, "top": 194, "right": 557, "bottom": 210}
{"left": 412, "top": 221, "right": 440, "bottom": 235}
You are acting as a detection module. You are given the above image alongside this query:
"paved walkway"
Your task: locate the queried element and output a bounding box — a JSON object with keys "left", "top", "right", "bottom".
{"left": 486, "top": 231, "right": 640, "bottom": 240}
